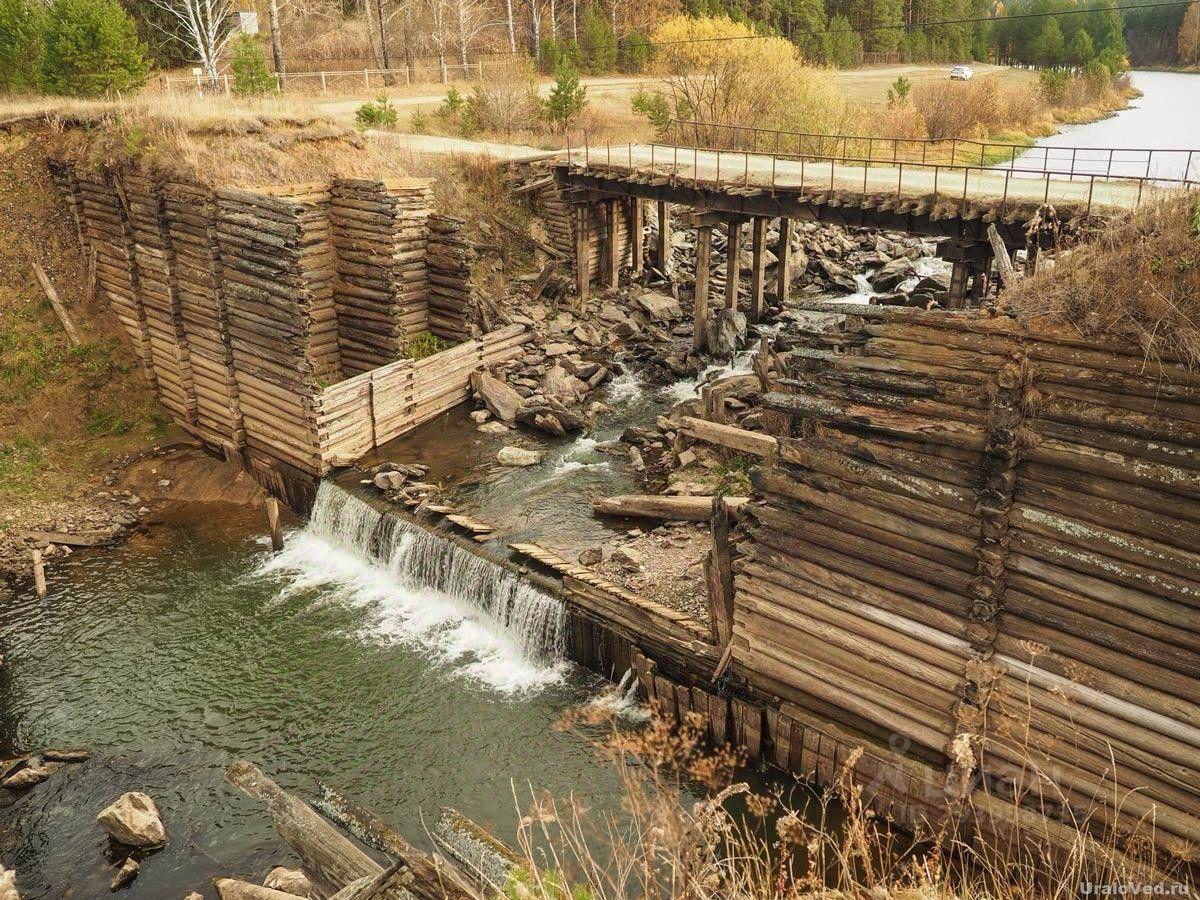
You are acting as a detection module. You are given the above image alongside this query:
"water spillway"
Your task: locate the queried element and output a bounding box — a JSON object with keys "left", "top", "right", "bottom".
{"left": 261, "top": 481, "right": 568, "bottom": 691}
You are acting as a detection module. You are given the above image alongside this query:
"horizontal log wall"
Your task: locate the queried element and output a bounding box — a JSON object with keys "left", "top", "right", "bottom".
{"left": 743, "top": 304, "right": 1200, "bottom": 856}
{"left": 425, "top": 215, "right": 475, "bottom": 343}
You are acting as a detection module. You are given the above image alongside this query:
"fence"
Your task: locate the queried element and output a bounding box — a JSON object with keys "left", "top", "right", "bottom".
{"left": 163, "top": 63, "right": 487, "bottom": 95}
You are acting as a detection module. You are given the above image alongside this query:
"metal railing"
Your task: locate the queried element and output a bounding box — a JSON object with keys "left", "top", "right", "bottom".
{"left": 665, "top": 119, "right": 1200, "bottom": 185}
{"left": 162, "top": 63, "right": 487, "bottom": 95}
{"left": 562, "top": 137, "right": 1200, "bottom": 219}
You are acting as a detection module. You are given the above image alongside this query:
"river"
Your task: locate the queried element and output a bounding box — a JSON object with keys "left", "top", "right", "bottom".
{"left": 1013, "top": 70, "right": 1200, "bottom": 183}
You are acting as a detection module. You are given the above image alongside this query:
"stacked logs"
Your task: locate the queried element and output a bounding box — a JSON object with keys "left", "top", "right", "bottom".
{"left": 214, "top": 187, "right": 340, "bottom": 474}
{"left": 73, "top": 170, "right": 157, "bottom": 387}
{"left": 330, "top": 177, "right": 434, "bottom": 374}
{"left": 745, "top": 303, "right": 1200, "bottom": 854}
{"left": 122, "top": 174, "right": 197, "bottom": 427}
{"left": 425, "top": 215, "right": 475, "bottom": 343}
{"left": 161, "top": 181, "right": 244, "bottom": 447}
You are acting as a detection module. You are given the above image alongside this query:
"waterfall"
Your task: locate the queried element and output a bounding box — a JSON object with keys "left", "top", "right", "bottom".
{"left": 259, "top": 481, "right": 568, "bottom": 692}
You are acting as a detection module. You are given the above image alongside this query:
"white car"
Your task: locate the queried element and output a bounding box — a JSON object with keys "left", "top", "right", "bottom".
{"left": 950, "top": 65, "right": 974, "bottom": 81}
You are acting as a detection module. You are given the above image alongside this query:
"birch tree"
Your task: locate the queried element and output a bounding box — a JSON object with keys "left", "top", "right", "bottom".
{"left": 146, "top": 0, "right": 237, "bottom": 83}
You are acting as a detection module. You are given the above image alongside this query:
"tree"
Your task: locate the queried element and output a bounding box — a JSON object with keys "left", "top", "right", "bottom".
{"left": 543, "top": 56, "right": 586, "bottom": 128}
{"left": 0, "top": 0, "right": 45, "bottom": 91}
{"left": 823, "top": 13, "right": 864, "bottom": 66}
{"left": 580, "top": 2, "right": 616, "bottom": 71}
{"left": 230, "top": 32, "right": 275, "bottom": 93}
{"left": 42, "top": 0, "right": 148, "bottom": 95}
{"left": 144, "top": 0, "right": 237, "bottom": 83}
{"left": 1179, "top": 1, "right": 1200, "bottom": 64}
{"left": 1067, "top": 27, "right": 1093, "bottom": 66}
{"left": 1034, "top": 17, "right": 1064, "bottom": 65}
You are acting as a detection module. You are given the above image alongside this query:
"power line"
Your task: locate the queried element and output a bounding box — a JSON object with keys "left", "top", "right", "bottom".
{"left": 277, "top": 0, "right": 1190, "bottom": 62}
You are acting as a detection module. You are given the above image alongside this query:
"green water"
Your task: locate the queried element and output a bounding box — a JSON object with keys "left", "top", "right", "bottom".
{"left": 0, "top": 503, "right": 627, "bottom": 899}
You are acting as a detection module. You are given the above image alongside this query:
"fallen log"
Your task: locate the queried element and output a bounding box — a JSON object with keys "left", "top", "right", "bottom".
{"left": 329, "top": 861, "right": 411, "bottom": 900}
{"left": 592, "top": 494, "right": 748, "bottom": 522}
{"left": 32, "top": 261, "right": 82, "bottom": 346}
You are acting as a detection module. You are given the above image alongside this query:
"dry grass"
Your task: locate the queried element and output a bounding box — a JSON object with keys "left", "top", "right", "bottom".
{"left": 1003, "top": 196, "right": 1200, "bottom": 367}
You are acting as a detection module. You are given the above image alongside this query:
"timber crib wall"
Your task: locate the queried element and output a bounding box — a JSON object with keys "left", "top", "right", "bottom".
{"left": 49, "top": 162, "right": 527, "bottom": 480}
{"left": 737, "top": 303, "right": 1200, "bottom": 858}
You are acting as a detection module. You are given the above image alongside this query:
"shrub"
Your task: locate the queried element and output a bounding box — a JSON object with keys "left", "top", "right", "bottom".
{"left": 464, "top": 58, "right": 540, "bottom": 138}
{"left": 886, "top": 75, "right": 911, "bottom": 106}
{"left": 0, "top": 0, "right": 45, "bottom": 91}
{"left": 41, "top": 0, "right": 148, "bottom": 96}
{"left": 403, "top": 331, "right": 453, "bottom": 360}
{"left": 1038, "top": 68, "right": 1073, "bottom": 106}
{"left": 230, "top": 34, "right": 275, "bottom": 95}
{"left": 355, "top": 94, "right": 398, "bottom": 129}
{"left": 631, "top": 87, "right": 672, "bottom": 137}
{"left": 410, "top": 109, "right": 428, "bottom": 133}
{"left": 543, "top": 58, "right": 587, "bottom": 130}
{"left": 439, "top": 86, "right": 465, "bottom": 117}
{"left": 617, "top": 31, "right": 652, "bottom": 73}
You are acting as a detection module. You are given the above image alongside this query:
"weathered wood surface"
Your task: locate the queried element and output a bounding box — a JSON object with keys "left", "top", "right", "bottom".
{"left": 32, "top": 262, "right": 82, "bottom": 345}
{"left": 591, "top": 494, "right": 748, "bottom": 521}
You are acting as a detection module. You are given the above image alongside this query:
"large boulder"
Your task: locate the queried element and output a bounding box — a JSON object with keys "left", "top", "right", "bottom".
{"left": 96, "top": 792, "right": 167, "bottom": 848}
{"left": 870, "top": 257, "right": 916, "bottom": 292}
{"left": 706, "top": 309, "right": 747, "bottom": 357}
{"left": 496, "top": 446, "right": 543, "bottom": 467}
{"left": 265, "top": 867, "right": 312, "bottom": 896}
{"left": 472, "top": 372, "right": 524, "bottom": 423}
{"left": 541, "top": 365, "right": 587, "bottom": 407}
{"left": 636, "top": 291, "right": 682, "bottom": 323}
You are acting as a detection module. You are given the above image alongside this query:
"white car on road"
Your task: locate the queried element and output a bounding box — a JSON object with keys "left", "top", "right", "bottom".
{"left": 950, "top": 65, "right": 974, "bottom": 80}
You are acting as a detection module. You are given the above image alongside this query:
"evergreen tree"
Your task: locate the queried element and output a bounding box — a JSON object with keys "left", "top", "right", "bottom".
{"left": 1035, "top": 18, "right": 1065, "bottom": 65}
{"left": 230, "top": 34, "right": 276, "bottom": 95}
{"left": 580, "top": 4, "right": 616, "bottom": 72}
{"left": 42, "top": 0, "right": 148, "bottom": 96}
{"left": 544, "top": 57, "right": 587, "bottom": 129}
{"left": 824, "top": 13, "right": 864, "bottom": 64}
{"left": 0, "top": 0, "right": 45, "bottom": 91}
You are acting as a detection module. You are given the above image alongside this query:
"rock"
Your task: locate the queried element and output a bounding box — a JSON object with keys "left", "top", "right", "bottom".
{"left": 544, "top": 342, "right": 575, "bottom": 357}
{"left": 473, "top": 372, "right": 524, "bottom": 423}
{"left": 870, "top": 257, "right": 916, "bottom": 292}
{"left": 677, "top": 448, "right": 698, "bottom": 468}
{"left": 184, "top": 894, "right": 204, "bottom": 900}
{"left": 373, "top": 471, "right": 407, "bottom": 491}
{"left": 541, "top": 365, "right": 587, "bottom": 406}
{"left": 469, "top": 409, "right": 491, "bottom": 423}
{"left": 0, "top": 866, "right": 17, "bottom": 900}
{"left": 610, "top": 546, "right": 644, "bottom": 571}
{"left": 110, "top": 857, "right": 139, "bottom": 892}
{"left": 628, "top": 446, "right": 645, "bottom": 472}
{"left": 636, "top": 292, "right": 682, "bottom": 322}
{"left": 706, "top": 308, "right": 747, "bottom": 356}
{"left": 598, "top": 303, "right": 626, "bottom": 323}
{"left": 611, "top": 320, "right": 640, "bottom": 339}
{"left": 477, "top": 421, "right": 510, "bottom": 434}
{"left": 3, "top": 765, "right": 49, "bottom": 790}
{"left": 496, "top": 446, "right": 543, "bottom": 467}
{"left": 578, "top": 546, "right": 603, "bottom": 566}
{"left": 265, "top": 867, "right": 312, "bottom": 896}
{"left": 914, "top": 272, "right": 950, "bottom": 292}
{"left": 96, "top": 792, "right": 167, "bottom": 848}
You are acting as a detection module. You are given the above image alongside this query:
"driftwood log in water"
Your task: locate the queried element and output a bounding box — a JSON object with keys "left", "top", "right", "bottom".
{"left": 592, "top": 494, "right": 748, "bottom": 521}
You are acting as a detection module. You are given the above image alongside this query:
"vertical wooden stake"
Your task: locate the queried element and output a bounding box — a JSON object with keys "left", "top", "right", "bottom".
{"left": 749, "top": 217, "right": 766, "bottom": 323}
{"left": 31, "top": 549, "right": 47, "bottom": 598}
{"left": 693, "top": 225, "right": 712, "bottom": 351}
{"left": 630, "top": 199, "right": 644, "bottom": 275}
{"left": 32, "top": 262, "right": 81, "bottom": 346}
{"left": 724, "top": 220, "right": 741, "bottom": 310}
{"left": 775, "top": 217, "right": 792, "bottom": 305}
{"left": 575, "top": 205, "right": 590, "bottom": 303}
{"left": 706, "top": 496, "right": 734, "bottom": 646}
{"left": 605, "top": 199, "right": 620, "bottom": 289}
{"left": 656, "top": 200, "right": 671, "bottom": 275}
{"left": 265, "top": 497, "right": 284, "bottom": 551}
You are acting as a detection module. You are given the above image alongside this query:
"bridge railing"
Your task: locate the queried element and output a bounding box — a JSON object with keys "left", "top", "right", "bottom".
{"left": 664, "top": 119, "right": 1200, "bottom": 186}
{"left": 563, "top": 138, "right": 1200, "bottom": 219}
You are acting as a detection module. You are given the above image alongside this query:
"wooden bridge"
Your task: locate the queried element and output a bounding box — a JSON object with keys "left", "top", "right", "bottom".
{"left": 551, "top": 125, "right": 1199, "bottom": 339}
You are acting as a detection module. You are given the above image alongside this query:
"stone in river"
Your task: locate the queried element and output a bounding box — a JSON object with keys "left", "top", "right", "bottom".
{"left": 264, "top": 867, "right": 312, "bottom": 896}
{"left": 869, "top": 257, "right": 916, "bottom": 292}
{"left": 473, "top": 372, "right": 525, "bottom": 423}
{"left": 497, "top": 446, "right": 543, "bottom": 467}
{"left": 96, "top": 792, "right": 167, "bottom": 848}
{"left": 2, "top": 764, "right": 50, "bottom": 790}
{"left": 110, "top": 857, "right": 139, "bottom": 891}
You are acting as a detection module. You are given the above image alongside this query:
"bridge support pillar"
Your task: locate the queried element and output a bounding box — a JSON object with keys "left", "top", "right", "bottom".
{"left": 630, "top": 199, "right": 644, "bottom": 275}
{"left": 656, "top": 201, "right": 671, "bottom": 275}
{"left": 694, "top": 225, "right": 712, "bottom": 351}
{"left": 725, "top": 220, "right": 741, "bottom": 310}
{"left": 775, "top": 217, "right": 792, "bottom": 305}
{"left": 605, "top": 198, "right": 620, "bottom": 289}
{"left": 574, "top": 204, "right": 590, "bottom": 303}
{"left": 749, "top": 217, "right": 767, "bottom": 322}
{"left": 939, "top": 238, "right": 994, "bottom": 310}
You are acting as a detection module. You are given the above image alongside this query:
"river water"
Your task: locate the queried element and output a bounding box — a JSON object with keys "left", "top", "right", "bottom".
{"left": 0, "top": 499, "right": 632, "bottom": 899}
{"left": 1012, "top": 70, "right": 1200, "bottom": 183}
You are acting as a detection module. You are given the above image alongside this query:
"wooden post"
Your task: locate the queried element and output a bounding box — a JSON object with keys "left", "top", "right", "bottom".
{"left": 31, "top": 549, "right": 47, "bottom": 598}
{"left": 630, "top": 199, "right": 644, "bottom": 275}
{"left": 656, "top": 200, "right": 670, "bottom": 274}
{"left": 724, "top": 220, "right": 741, "bottom": 310}
{"left": 265, "top": 496, "right": 283, "bottom": 551}
{"left": 605, "top": 198, "right": 620, "bottom": 289}
{"left": 749, "top": 217, "right": 766, "bottom": 322}
{"left": 775, "top": 217, "right": 792, "bottom": 305}
{"left": 693, "top": 225, "right": 712, "bottom": 351}
{"left": 987, "top": 223, "right": 1014, "bottom": 288}
{"left": 706, "top": 496, "right": 735, "bottom": 646}
{"left": 32, "top": 263, "right": 81, "bottom": 346}
{"left": 948, "top": 260, "right": 970, "bottom": 310}
{"left": 575, "top": 205, "right": 589, "bottom": 303}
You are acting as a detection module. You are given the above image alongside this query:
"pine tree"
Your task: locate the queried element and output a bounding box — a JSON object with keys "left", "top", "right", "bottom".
{"left": 580, "top": 3, "right": 616, "bottom": 72}
{"left": 544, "top": 57, "right": 587, "bottom": 129}
{"left": 230, "top": 34, "right": 276, "bottom": 95}
{"left": 42, "top": 0, "right": 148, "bottom": 96}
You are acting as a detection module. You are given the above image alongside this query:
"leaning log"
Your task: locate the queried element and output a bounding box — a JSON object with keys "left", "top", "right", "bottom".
{"left": 592, "top": 494, "right": 748, "bottom": 522}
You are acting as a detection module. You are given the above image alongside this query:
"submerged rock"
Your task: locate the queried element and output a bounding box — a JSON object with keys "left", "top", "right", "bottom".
{"left": 496, "top": 446, "right": 543, "bottom": 467}
{"left": 2, "top": 763, "right": 49, "bottom": 790}
{"left": 96, "top": 792, "right": 167, "bottom": 848}
{"left": 110, "top": 857, "right": 139, "bottom": 892}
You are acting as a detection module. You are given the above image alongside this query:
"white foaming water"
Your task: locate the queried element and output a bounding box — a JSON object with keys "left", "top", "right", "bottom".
{"left": 586, "top": 668, "right": 650, "bottom": 722}
{"left": 605, "top": 371, "right": 643, "bottom": 403}
{"left": 256, "top": 482, "right": 569, "bottom": 693}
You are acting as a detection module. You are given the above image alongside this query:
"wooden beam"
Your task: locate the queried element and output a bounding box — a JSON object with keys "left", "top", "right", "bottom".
{"left": 32, "top": 262, "right": 81, "bottom": 346}
{"left": 605, "top": 198, "right": 620, "bottom": 289}
{"left": 656, "top": 200, "right": 670, "bottom": 275}
{"left": 775, "top": 217, "right": 792, "bottom": 305}
{"left": 630, "top": 198, "right": 644, "bottom": 274}
{"left": 694, "top": 224, "right": 712, "bottom": 351}
{"left": 987, "top": 223, "right": 1015, "bottom": 288}
{"left": 707, "top": 496, "right": 735, "bottom": 645}
{"left": 749, "top": 216, "right": 766, "bottom": 322}
{"left": 680, "top": 416, "right": 778, "bottom": 458}
{"left": 592, "top": 494, "right": 747, "bottom": 521}
{"left": 265, "top": 496, "right": 283, "bottom": 551}
{"left": 575, "top": 205, "right": 589, "bottom": 303}
{"left": 724, "top": 220, "right": 741, "bottom": 310}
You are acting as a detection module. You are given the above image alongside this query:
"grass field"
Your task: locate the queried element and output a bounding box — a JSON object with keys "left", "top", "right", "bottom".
{"left": 833, "top": 62, "right": 1039, "bottom": 104}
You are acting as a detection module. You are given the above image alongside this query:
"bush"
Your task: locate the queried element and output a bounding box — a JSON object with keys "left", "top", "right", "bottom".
{"left": 439, "top": 86, "right": 465, "bottom": 117}
{"left": 463, "top": 58, "right": 540, "bottom": 138}
{"left": 230, "top": 34, "right": 275, "bottom": 95}
{"left": 1038, "top": 68, "right": 1072, "bottom": 105}
{"left": 631, "top": 87, "right": 672, "bottom": 137}
{"left": 355, "top": 94, "right": 399, "bottom": 129}
{"left": 0, "top": 0, "right": 45, "bottom": 91}
{"left": 543, "top": 58, "right": 587, "bottom": 131}
{"left": 41, "top": 0, "right": 148, "bottom": 96}
{"left": 617, "top": 31, "right": 652, "bottom": 73}
{"left": 410, "top": 109, "right": 428, "bottom": 133}
{"left": 886, "top": 75, "right": 911, "bottom": 106}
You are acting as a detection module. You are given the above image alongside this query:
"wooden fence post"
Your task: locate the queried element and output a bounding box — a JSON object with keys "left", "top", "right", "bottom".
{"left": 265, "top": 497, "right": 283, "bottom": 551}
{"left": 724, "top": 220, "right": 741, "bottom": 309}
{"left": 656, "top": 201, "right": 670, "bottom": 275}
{"left": 31, "top": 549, "right": 47, "bottom": 598}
